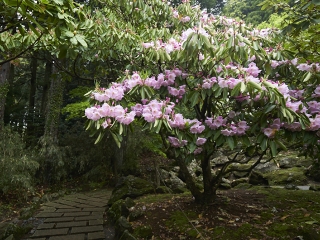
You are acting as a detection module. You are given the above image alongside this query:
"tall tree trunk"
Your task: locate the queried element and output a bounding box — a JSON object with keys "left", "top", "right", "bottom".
{"left": 26, "top": 53, "right": 38, "bottom": 146}
{"left": 112, "top": 134, "right": 127, "bottom": 181}
{"left": 39, "top": 62, "right": 66, "bottom": 183}
{"left": 0, "top": 62, "right": 10, "bottom": 132}
{"left": 40, "top": 57, "right": 52, "bottom": 116}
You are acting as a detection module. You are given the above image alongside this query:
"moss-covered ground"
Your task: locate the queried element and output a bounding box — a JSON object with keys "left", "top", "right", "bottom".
{"left": 131, "top": 187, "right": 320, "bottom": 239}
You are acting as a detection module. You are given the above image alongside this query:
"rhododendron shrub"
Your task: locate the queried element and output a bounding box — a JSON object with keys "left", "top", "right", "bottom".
{"left": 85, "top": 1, "right": 320, "bottom": 203}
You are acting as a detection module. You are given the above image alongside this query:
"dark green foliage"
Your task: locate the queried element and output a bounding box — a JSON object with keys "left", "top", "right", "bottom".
{"left": 0, "top": 126, "right": 39, "bottom": 199}
{"left": 223, "top": 0, "right": 273, "bottom": 26}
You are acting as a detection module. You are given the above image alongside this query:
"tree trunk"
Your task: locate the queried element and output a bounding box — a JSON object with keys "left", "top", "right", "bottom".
{"left": 40, "top": 57, "right": 52, "bottom": 116}
{"left": 176, "top": 156, "right": 203, "bottom": 203}
{"left": 26, "top": 53, "right": 38, "bottom": 146}
{"left": 112, "top": 134, "right": 127, "bottom": 181}
{"left": 201, "top": 150, "right": 216, "bottom": 204}
{"left": 0, "top": 62, "right": 10, "bottom": 132}
{"left": 39, "top": 62, "right": 66, "bottom": 183}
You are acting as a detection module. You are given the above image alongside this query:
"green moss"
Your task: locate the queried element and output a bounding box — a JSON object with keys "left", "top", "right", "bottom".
{"left": 133, "top": 225, "right": 153, "bottom": 238}
{"left": 165, "top": 210, "right": 199, "bottom": 238}
{"left": 263, "top": 167, "right": 308, "bottom": 185}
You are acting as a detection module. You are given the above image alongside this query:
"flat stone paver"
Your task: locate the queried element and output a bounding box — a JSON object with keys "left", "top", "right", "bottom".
{"left": 31, "top": 228, "right": 69, "bottom": 238}
{"left": 71, "top": 225, "right": 103, "bottom": 234}
{"left": 55, "top": 221, "right": 87, "bottom": 228}
{"left": 37, "top": 223, "right": 55, "bottom": 230}
{"left": 23, "top": 189, "right": 113, "bottom": 240}
{"left": 49, "top": 234, "right": 85, "bottom": 240}
{"left": 88, "top": 231, "right": 106, "bottom": 240}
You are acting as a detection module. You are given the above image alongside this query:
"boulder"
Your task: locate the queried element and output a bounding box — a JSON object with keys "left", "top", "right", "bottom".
{"left": 159, "top": 169, "right": 186, "bottom": 191}
{"left": 284, "top": 184, "right": 299, "bottom": 190}
{"left": 107, "top": 197, "right": 136, "bottom": 223}
{"left": 108, "top": 175, "right": 154, "bottom": 205}
{"left": 249, "top": 171, "right": 269, "bottom": 186}
{"left": 128, "top": 207, "right": 144, "bottom": 222}
{"left": 115, "top": 216, "right": 133, "bottom": 239}
{"left": 211, "top": 155, "right": 229, "bottom": 165}
{"left": 310, "top": 185, "right": 320, "bottom": 191}
{"left": 255, "top": 161, "right": 278, "bottom": 173}
{"left": 231, "top": 178, "right": 248, "bottom": 188}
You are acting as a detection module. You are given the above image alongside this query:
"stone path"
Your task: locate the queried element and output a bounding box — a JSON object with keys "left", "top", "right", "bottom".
{"left": 23, "top": 189, "right": 114, "bottom": 240}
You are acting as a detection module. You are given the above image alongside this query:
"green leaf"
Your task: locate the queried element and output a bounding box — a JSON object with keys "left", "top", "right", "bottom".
{"left": 119, "top": 124, "right": 123, "bottom": 135}
{"left": 190, "top": 91, "right": 199, "bottom": 107}
{"left": 275, "top": 140, "right": 287, "bottom": 151}
{"left": 260, "top": 137, "right": 268, "bottom": 151}
{"left": 303, "top": 72, "right": 312, "bottom": 82}
{"left": 155, "top": 120, "right": 162, "bottom": 133}
{"left": 226, "top": 137, "right": 235, "bottom": 150}
{"left": 241, "top": 135, "right": 251, "bottom": 146}
{"left": 227, "top": 36, "right": 233, "bottom": 48}
{"left": 70, "top": 36, "right": 77, "bottom": 45}
{"left": 111, "top": 132, "right": 121, "bottom": 148}
{"left": 94, "top": 131, "right": 104, "bottom": 144}
{"left": 75, "top": 35, "right": 87, "bottom": 47}
{"left": 265, "top": 105, "right": 276, "bottom": 113}
{"left": 248, "top": 81, "right": 262, "bottom": 91}
{"left": 64, "top": 31, "right": 74, "bottom": 37}
{"left": 231, "top": 82, "right": 241, "bottom": 96}
{"left": 213, "top": 130, "right": 221, "bottom": 140}
{"left": 269, "top": 141, "right": 277, "bottom": 157}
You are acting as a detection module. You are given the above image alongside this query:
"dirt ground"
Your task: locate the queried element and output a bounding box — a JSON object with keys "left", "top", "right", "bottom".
{"left": 131, "top": 187, "right": 320, "bottom": 240}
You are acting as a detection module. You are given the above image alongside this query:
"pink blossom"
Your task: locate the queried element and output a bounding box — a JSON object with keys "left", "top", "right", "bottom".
{"left": 85, "top": 107, "right": 101, "bottom": 121}
{"left": 168, "top": 136, "right": 188, "bottom": 148}
{"left": 181, "top": 16, "right": 191, "bottom": 23}
{"left": 263, "top": 128, "right": 276, "bottom": 138}
{"left": 196, "top": 137, "right": 207, "bottom": 146}
{"left": 194, "top": 147, "right": 203, "bottom": 155}
{"left": 142, "top": 42, "right": 154, "bottom": 48}
{"left": 297, "top": 63, "right": 311, "bottom": 71}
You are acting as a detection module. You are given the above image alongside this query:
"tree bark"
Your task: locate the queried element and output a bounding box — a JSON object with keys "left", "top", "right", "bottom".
{"left": 26, "top": 53, "right": 38, "bottom": 146}
{"left": 0, "top": 62, "right": 10, "bottom": 132}
{"left": 41, "top": 57, "right": 52, "bottom": 117}
{"left": 201, "top": 150, "right": 216, "bottom": 204}
{"left": 175, "top": 156, "right": 203, "bottom": 203}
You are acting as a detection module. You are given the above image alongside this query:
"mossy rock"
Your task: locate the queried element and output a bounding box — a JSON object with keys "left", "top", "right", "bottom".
{"left": 231, "top": 178, "right": 248, "bottom": 188}
{"left": 263, "top": 167, "right": 308, "bottom": 185}
{"left": 155, "top": 186, "right": 169, "bottom": 193}
{"left": 219, "top": 183, "right": 231, "bottom": 189}
{"left": 107, "top": 197, "right": 136, "bottom": 223}
{"left": 133, "top": 225, "right": 153, "bottom": 239}
{"left": 233, "top": 183, "right": 252, "bottom": 189}
{"left": 108, "top": 175, "right": 155, "bottom": 205}
{"left": 115, "top": 216, "right": 133, "bottom": 239}
{"left": 128, "top": 208, "right": 144, "bottom": 222}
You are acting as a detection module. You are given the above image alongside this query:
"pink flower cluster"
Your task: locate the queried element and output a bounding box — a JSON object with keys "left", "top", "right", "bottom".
{"left": 85, "top": 103, "right": 136, "bottom": 126}
{"left": 168, "top": 136, "right": 188, "bottom": 148}
{"left": 142, "top": 38, "right": 181, "bottom": 54}
{"left": 220, "top": 121, "right": 249, "bottom": 136}
{"left": 92, "top": 84, "right": 124, "bottom": 102}
{"left": 205, "top": 116, "right": 249, "bottom": 136}
{"left": 263, "top": 118, "right": 281, "bottom": 138}
{"left": 270, "top": 59, "right": 320, "bottom": 73}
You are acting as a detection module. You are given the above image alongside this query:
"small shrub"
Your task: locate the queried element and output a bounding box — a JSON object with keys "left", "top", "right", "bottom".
{"left": 0, "top": 126, "right": 39, "bottom": 199}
